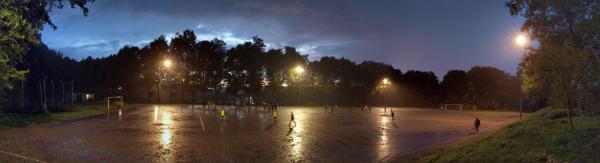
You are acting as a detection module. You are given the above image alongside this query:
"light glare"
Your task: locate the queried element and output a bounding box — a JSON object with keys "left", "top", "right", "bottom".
{"left": 163, "top": 59, "right": 172, "bottom": 68}
{"left": 515, "top": 34, "right": 528, "bottom": 47}
{"left": 294, "top": 66, "right": 305, "bottom": 74}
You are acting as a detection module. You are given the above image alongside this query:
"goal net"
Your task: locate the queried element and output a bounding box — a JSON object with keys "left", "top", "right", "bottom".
{"left": 441, "top": 104, "right": 463, "bottom": 111}
{"left": 107, "top": 96, "right": 124, "bottom": 118}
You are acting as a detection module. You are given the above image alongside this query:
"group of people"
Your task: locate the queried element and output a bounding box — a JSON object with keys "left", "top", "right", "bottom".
{"left": 268, "top": 105, "right": 295, "bottom": 128}
{"left": 218, "top": 104, "right": 481, "bottom": 133}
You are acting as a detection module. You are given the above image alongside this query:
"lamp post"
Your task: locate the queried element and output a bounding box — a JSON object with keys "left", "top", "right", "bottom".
{"left": 293, "top": 65, "right": 305, "bottom": 105}
{"left": 380, "top": 78, "right": 391, "bottom": 111}
{"left": 515, "top": 34, "right": 528, "bottom": 120}
{"left": 282, "top": 83, "right": 288, "bottom": 105}
{"left": 157, "top": 59, "right": 172, "bottom": 104}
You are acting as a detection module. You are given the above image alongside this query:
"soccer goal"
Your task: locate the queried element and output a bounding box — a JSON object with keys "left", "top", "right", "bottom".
{"left": 107, "top": 96, "right": 124, "bottom": 118}
{"left": 441, "top": 104, "right": 463, "bottom": 111}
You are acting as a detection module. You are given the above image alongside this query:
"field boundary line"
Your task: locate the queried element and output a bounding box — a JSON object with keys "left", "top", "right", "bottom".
{"left": 0, "top": 150, "right": 47, "bottom": 163}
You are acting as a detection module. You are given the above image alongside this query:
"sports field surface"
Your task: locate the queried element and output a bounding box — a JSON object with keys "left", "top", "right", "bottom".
{"left": 0, "top": 105, "right": 519, "bottom": 162}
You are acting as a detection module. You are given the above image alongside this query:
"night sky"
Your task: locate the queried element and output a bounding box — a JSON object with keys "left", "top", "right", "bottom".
{"left": 41, "top": 0, "right": 525, "bottom": 77}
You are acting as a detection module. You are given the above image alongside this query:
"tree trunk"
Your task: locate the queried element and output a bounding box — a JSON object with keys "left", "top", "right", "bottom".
{"left": 567, "top": 104, "right": 574, "bottom": 130}
{"left": 214, "top": 87, "right": 219, "bottom": 105}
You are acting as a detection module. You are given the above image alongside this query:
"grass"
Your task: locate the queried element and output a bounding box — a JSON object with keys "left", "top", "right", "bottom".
{"left": 418, "top": 108, "right": 600, "bottom": 162}
{"left": 0, "top": 104, "right": 142, "bottom": 128}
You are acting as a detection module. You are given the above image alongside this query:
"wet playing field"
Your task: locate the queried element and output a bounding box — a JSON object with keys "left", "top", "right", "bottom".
{"left": 0, "top": 105, "right": 519, "bottom": 162}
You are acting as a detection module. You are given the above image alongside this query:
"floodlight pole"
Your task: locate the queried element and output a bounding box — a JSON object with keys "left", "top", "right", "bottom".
{"left": 515, "top": 34, "right": 528, "bottom": 120}
{"left": 157, "top": 66, "right": 161, "bottom": 105}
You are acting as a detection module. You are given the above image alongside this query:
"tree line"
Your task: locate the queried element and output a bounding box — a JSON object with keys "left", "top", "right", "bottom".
{"left": 1, "top": 0, "right": 524, "bottom": 114}
{"left": 2, "top": 29, "right": 522, "bottom": 113}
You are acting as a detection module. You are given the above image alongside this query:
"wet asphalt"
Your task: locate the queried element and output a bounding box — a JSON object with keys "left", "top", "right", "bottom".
{"left": 0, "top": 105, "right": 519, "bottom": 162}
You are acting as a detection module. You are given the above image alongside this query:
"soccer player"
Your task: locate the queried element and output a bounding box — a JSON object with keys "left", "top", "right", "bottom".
{"left": 273, "top": 110, "right": 278, "bottom": 122}
{"left": 220, "top": 107, "right": 225, "bottom": 121}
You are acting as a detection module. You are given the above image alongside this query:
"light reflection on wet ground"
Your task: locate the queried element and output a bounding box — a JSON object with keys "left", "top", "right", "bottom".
{"left": 0, "top": 105, "right": 519, "bottom": 162}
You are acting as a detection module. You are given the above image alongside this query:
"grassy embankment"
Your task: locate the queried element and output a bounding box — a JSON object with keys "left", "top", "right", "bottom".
{"left": 0, "top": 104, "right": 143, "bottom": 128}
{"left": 419, "top": 108, "right": 600, "bottom": 162}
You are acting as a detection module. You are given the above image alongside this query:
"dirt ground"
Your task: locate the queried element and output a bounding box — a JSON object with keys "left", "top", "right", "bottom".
{"left": 0, "top": 105, "right": 519, "bottom": 162}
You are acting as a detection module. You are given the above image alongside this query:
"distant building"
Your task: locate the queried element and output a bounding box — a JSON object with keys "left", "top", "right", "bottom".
{"left": 74, "top": 93, "right": 95, "bottom": 102}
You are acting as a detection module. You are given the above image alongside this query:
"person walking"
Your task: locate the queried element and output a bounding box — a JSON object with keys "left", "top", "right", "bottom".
{"left": 391, "top": 110, "right": 395, "bottom": 120}
{"left": 474, "top": 117, "right": 481, "bottom": 133}
{"left": 289, "top": 112, "right": 296, "bottom": 127}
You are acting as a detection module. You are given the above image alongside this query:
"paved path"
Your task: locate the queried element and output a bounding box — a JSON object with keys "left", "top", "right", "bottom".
{"left": 0, "top": 105, "right": 519, "bottom": 162}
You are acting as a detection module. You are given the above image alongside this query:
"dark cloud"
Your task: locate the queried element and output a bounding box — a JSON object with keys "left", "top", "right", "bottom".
{"left": 41, "top": 0, "right": 524, "bottom": 77}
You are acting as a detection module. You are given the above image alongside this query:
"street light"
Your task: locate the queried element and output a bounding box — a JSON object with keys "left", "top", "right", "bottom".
{"left": 163, "top": 59, "right": 172, "bottom": 68}
{"left": 380, "top": 78, "right": 391, "bottom": 111}
{"left": 157, "top": 59, "right": 174, "bottom": 105}
{"left": 515, "top": 34, "right": 528, "bottom": 47}
{"left": 515, "top": 34, "right": 529, "bottom": 120}
{"left": 294, "top": 66, "right": 305, "bottom": 74}
{"left": 382, "top": 78, "right": 390, "bottom": 85}
{"left": 293, "top": 66, "right": 305, "bottom": 105}
{"left": 282, "top": 83, "right": 289, "bottom": 105}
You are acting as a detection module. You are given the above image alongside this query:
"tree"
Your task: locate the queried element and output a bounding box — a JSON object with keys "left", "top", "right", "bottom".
{"left": 263, "top": 49, "right": 286, "bottom": 103}
{"left": 507, "top": 0, "right": 600, "bottom": 129}
{"left": 1, "top": 0, "right": 92, "bottom": 107}
{"left": 466, "top": 66, "right": 517, "bottom": 110}
{"left": 441, "top": 70, "right": 468, "bottom": 104}
{"left": 225, "top": 36, "right": 265, "bottom": 103}
{"left": 523, "top": 41, "right": 598, "bottom": 129}
{"left": 356, "top": 61, "right": 399, "bottom": 106}
{"left": 170, "top": 29, "right": 197, "bottom": 103}
{"left": 139, "top": 36, "right": 169, "bottom": 103}
{"left": 400, "top": 70, "right": 440, "bottom": 107}
{"left": 197, "top": 38, "right": 226, "bottom": 103}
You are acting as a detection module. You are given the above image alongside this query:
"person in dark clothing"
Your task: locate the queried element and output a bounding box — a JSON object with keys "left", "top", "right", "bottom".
{"left": 391, "top": 110, "right": 395, "bottom": 120}
{"left": 474, "top": 118, "right": 481, "bottom": 133}
{"left": 289, "top": 112, "right": 296, "bottom": 127}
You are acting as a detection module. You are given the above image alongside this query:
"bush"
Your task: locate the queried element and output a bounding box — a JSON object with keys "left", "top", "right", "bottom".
{"left": 545, "top": 109, "right": 572, "bottom": 119}
{"left": 535, "top": 107, "right": 571, "bottom": 119}
{"left": 577, "top": 106, "right": 600, "bottom": 116}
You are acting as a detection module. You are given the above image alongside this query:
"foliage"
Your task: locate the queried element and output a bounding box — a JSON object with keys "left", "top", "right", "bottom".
{"left": 466, "top": 66, "right": 520, "bottom": 110}
{"left": 0, "top": 6, "right": 36, "bottom": 100}
{"left": 0, "top": 0, "right": 92, "bottom": 110}
{"left": 507, "top": 0, "right": 600, "bottom": 128}
{"left": 440, "top": 70, "right": 468, "bottom": 104}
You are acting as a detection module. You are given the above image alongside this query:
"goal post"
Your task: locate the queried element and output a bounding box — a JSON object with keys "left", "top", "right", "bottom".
{"left": 107, "top": 96, "right": 124, "bottom": 117}
{"left": 441, "top": 103, "right": 463, "bottom": 111}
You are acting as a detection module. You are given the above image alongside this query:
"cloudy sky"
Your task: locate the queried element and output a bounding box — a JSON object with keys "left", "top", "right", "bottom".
{"left": 41, "top": 0, "right": 525, "bottom": 77}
